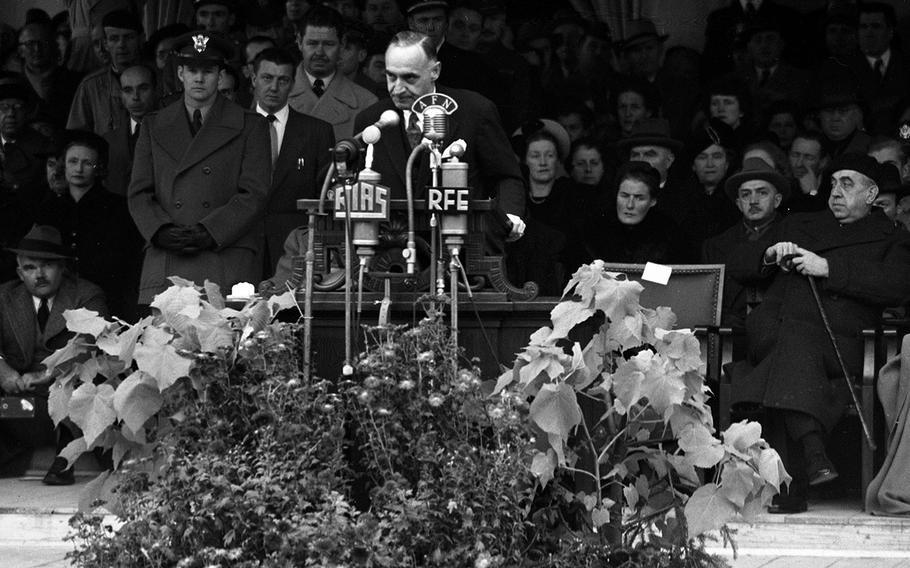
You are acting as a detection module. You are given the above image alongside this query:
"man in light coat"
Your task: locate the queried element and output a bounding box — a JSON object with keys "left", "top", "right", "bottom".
{"left": 128, "top": 32, "right": 271, "bottom": 303}
{"left": 287, "top": 6, "right": 377, "bottom": 140}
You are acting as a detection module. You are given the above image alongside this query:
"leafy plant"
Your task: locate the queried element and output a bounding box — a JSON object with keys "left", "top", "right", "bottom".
{"left": 494, "top": 261, "right": 789, "bottom": 551}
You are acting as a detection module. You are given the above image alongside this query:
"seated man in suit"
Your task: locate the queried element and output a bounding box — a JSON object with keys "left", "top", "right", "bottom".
{"left": 727, "top": 153, "right": 910, "bottom": 513}
{"left": 0, "top": 225, "right": 107, "bottom": 484}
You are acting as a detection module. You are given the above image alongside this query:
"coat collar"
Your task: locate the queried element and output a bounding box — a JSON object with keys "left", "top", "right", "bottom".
{"left": 793, "top": 209, "right": 897, "bottom": 252}
{"left": 151, "top": 95, "right": 244, "bottom": 174}
{"left": 2, "top": 276, "right": 79, "bottom": 362}
{"left": 289, "top": 66, "right": 364, "bottom": 110}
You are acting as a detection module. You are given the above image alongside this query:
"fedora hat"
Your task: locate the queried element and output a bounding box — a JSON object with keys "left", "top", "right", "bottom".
{"left": 615, "top": 18, "right": 668, "bottom": 52}
{"left": 724, "top": 157, "right": 791, "bottom": 202}
{"left": 0, "top": 74, "right": 35, "bottom": 104}
{"left": 616, "top": 117, "right": 683, "bottom": 155}
{"left": 7, "top": 225, "right": 72, "bottom": 260}
{"left": 407, "top": 0, "right": 450, "bottom": 14}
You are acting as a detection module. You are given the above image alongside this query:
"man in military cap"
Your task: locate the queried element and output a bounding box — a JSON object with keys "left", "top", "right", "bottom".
{"left": 128, "top": 32, "right": 271, "bottom": 304}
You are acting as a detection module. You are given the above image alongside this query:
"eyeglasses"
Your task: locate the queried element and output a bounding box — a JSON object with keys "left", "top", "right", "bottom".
{"left": 65, "top": 158, "right": 98, "bottom": 169}
{"left": 18, "top": 40, "right": 48, "bottom": 50}
{"left": 0, "top": 102, "right": 25, "bottom": 113}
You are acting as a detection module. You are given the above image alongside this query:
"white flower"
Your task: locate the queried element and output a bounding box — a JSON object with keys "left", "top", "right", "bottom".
{"left": 428, "top": 394, "right": 444, "bottom": 407}
{"left": 447, "top": 499, "right": 458, "bottom": 513}
{"left": 398, "top": 379, "right": 415, "bottom": 390}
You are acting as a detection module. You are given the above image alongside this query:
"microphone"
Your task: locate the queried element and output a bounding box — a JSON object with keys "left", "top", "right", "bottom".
{"left": 422, "top": 105, "right": 448, "bottom": 144}
{"left": 355, "top": 109, "right": 400, "bottom": 143}
{"left": 333, "top": 139, "right": 360, "bottom": 181}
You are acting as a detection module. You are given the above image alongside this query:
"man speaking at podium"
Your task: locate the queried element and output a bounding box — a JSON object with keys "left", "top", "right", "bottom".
{"left": 352, "top": 30, "right": 526, "bottom": 248}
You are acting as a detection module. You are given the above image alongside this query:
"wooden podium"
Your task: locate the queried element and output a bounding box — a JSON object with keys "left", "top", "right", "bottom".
{"left": 294, "top": 198, "right": 552, "bottom": 378}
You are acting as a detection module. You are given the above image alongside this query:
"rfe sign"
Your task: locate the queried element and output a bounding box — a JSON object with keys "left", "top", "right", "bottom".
{"left": 334, "top": 182, "right": 390, "bottom": 220}
{"left": 427, "top": 187, "right": 469, "bottom": 212}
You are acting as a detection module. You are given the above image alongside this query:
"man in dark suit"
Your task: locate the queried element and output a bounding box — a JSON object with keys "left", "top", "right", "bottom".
{"left": 845, "top": 2, "right": 910, "bottom": 137}
{"left": 16, "top": 22, "right": 83, "bottom": 128}
{"left": 353, "top": 31, "right": 526, "bottom": 245}
{"left": 727, "top": 153, "right": 910, "bottom": 513}
{"left": 128, "top": 32, "right": 271, "bottom": 304}
{"left": 703, "top": 157, "right": 786, "bottom": 333}
{"left": 251, "top": 47, "right": 335, "bottom": 277}
{"left": 0, "top": 225, "right": 107, "bottom": 484}
{"left": 104, "top": 64, "right": 157, "bottom": 196}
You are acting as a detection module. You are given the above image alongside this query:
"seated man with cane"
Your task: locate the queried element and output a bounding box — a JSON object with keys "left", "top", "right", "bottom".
{"left": 0, "top": 225, "right": 107, "bottom": 484}
{"left": 727, "top": 153, "right": 910, "bottom": 513}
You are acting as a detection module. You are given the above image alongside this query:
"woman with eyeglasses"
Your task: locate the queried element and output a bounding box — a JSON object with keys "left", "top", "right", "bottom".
{"left": 35, "top": 132, "right": 142, "bottom": 320}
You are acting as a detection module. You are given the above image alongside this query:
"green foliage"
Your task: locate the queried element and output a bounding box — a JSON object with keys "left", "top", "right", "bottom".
{"left": 495, "top": 261, "right": 789, "bottom": 553}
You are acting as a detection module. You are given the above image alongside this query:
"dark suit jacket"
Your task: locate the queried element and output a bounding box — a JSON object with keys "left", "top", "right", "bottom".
{"left": 352, "top": 86, "right": 525, "bottom": 219}
{"left": 263, "top": 108, "right": 334, "bottom": 271}
{"left": 103, "top": 122, "right": 137, "bottom": 197}
{"left": 128, "top": 95, "right": 271, "bottom": 302}
{"left": 1, "top": 128, "right": 55, "bottom": 216}
{"left": 734, "top": 61, "right": 810, "bottom": 116}
{"left": 845, "top": 51, "right": 910, "bottom": 136}
{"left": 0, "top": 276, "right": 107, "bottom": 375}
{"left": 727, "top": 209, "right": 910, "bottom": 432}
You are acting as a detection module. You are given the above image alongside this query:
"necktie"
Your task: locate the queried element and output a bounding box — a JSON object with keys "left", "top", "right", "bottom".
{"left": 267, "top": 114, "right": 279, "bottom": 169}
{"left": 406, "top": 112, "right": 422, "bottom": 150}
{"left": 874, "top": 58, "right": 885, "bottom": 79}
{"left": 37, "top": 298, "right": 49, "bottom": 333}
{"left": 758, "top": 68, "right": 770, "bottom": 87}
{"left": 312, "top": 78, "right": 325, "bottom": 97}
{"left": 745, "top": 1, "right": 757, "bottom": 18}
{"left": 129, "top": 122, "right": 140, "bottom": 154}
{"left": 191, "top": 109, "right": 202, "bottom": 136}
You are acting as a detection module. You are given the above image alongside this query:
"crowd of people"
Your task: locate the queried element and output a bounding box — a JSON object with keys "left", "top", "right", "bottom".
{"left": 0, "top": 0, "right": 909, "bottom": 512}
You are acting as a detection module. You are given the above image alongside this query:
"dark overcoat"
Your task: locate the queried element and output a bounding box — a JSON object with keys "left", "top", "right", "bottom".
{"left": 727, "top": 209, "right": 910, "bottom": 432}
{"left": 128, "top": 95, "right": 271, "bottom": 302}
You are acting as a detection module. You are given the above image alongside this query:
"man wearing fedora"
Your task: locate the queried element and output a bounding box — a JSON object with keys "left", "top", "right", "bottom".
{"left": 817, "top": 85, "right": 871, "bottom": 159}
{"left": 703, "top": 156, "right": 787, "bottom": 332}
{"left": 725, "top": 153, "right": 910, "bottom": 513}
{"left": 128, "top": 31, "right": 271, "bottom": 304}
{"left": 0, "top": 225, "right": 107, "bottom": 484}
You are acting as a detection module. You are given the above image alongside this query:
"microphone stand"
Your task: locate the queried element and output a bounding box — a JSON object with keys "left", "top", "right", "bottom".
{"left": 303, "top": 161, "right": 336, "bottom": 381}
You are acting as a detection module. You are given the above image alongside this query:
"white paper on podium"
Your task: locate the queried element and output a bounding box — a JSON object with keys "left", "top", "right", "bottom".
{"left": 641, "top": 262, "right": 672, "bottom": 285}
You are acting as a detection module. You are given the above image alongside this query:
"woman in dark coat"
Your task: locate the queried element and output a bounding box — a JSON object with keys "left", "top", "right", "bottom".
{"left": 584, "top": 161, "right": 688, "bottom": 264}
{"left": 36, "top": 132, "right": 143, "bottom": 321}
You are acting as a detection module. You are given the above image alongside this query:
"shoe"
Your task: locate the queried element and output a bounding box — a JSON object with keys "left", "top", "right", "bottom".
{"left": 808, "top": 466, "right": 839, "bottom": 486}
{"left": 42, "top": 457, "right": 74, "bottom": 486}
{"left": 768, "top": 501, "right": 808, "bottom": 514}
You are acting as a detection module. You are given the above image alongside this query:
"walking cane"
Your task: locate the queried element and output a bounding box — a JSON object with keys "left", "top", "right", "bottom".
{"left": 806, "top": 274, "right": 877, "bottom": 451}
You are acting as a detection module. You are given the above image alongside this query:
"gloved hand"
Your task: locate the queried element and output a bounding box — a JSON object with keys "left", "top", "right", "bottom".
{"left": 152, "top": 224, "right": 191, "bottom": 251}
{"left": 181, "top": 224, "right": 216, "bottom": 254}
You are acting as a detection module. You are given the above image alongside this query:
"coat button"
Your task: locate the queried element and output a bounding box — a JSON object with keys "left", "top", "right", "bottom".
{"left": 202, "top": 201, "right": 210, "bottom": 208}
{"left": 175, "top": 200, "right": 182, "bottom": 209}
{"left": 203, "top": 166, "right": 212, "bottom": 174}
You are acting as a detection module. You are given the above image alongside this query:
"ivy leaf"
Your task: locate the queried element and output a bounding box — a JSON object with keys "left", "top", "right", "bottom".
{"left": 610, "top": 365, "right": 644, "bottom": 416}
{"left": 114, "top": 371, "right": 163, "bottom": 434}
{"left": 642, "top": 306, "right": 677, "bottom": 342}
{"left": 151, "top": 283, "right": 201, "bottom": 331}
{"left": 593, "top": 276, "right": 643, "bottom": 324}
{"left": 684, "top": 483, "right": 737, "bottom": 537}
{"left": 757, "top": 447, "right": 791, "bottom": 489}
{"left": 548, "top": 300, "right": 595, "bottom": 342}
{"left": 720, "top": 460, "right": 759, "bottom": 508}
{"left": 656, "top": 330, "right": 703, "bottom": 373}
{"left": 58, "top": 436, "right": 87, "bottom": 468}
{"left": 518, "top": 348, "right": 566, "bottom": 386}
{"left": 203, "top": 279, "right": 225, "bottom": 309}
{"left": 134, "top": 339, "right": 193, "bottom": 391}
{"left": 591, "top": 506, "right": 611, "bottom": 529}
{"left": 530, "top": 449, "right": 557, "bottom": 488}
{"left": 41, "top": 335, "right": 92, "bottom": 371}
{"left": 48, "top": 380, "right": 75, "bottom": 427}
{"left": 79, "top": 471, "right": 111, "bottom": 513}
{"left": 63, "top": 308, "right": 109, "bottom": 338}
{"left": 529, "top": 382, "right": 582, "bottom": 444}
{"left": 97, "top": 317, "right": 152, "bottom": 367}
{"left": 722, "top": 420, "right": 764, "bottom": 458}
{"left": 77, "top": 357, "right": 102, "bottom": 384}
{"left": 268, "top": 289, "right": 299, "bottom": 317}
{"left": 666, "top": 454, "right": 700, "bottom": 487}
{"left": 640, "top": 357, "right": 686, "bottom": 417}
{"left": 68, "top": 382, "right": 117, "bottom": 447}
{"left": 492, "top": 363, "right": 520, "bottom": 395}
{"left": 678, "top": 423, "right": 725, "bottom": 468}
{"left": 528, "top": 326, "right": 553, "bottom": 347}
{"left": 240, "top": 301, "right": 270, "bottom": 343}
{"left": 189, "top": 306, "right": 236, "bottom": 353}
{"left": 623, "top": 483, "right": 639, "bottom": 510}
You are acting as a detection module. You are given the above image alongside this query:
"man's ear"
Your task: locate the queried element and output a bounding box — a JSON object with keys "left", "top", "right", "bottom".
{"left": 430, "top": 60, "right": 441, "bottom": 82}
{"left": 176, "top": 65, "right": 185, "bottom": 83}
{"left": 666, "top": 150, "right": 675, "bottom": 167}
{"left": 867, "top": 183, "right": 880, "bottom": 204}
{"left": 773, "top": 192, "right": 783, "bottom": 208}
